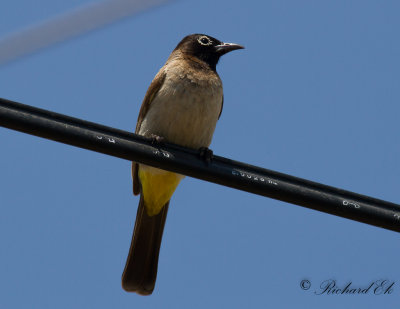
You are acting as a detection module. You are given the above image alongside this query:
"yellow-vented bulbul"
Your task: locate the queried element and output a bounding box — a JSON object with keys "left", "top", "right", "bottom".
{"left": 122, "top": 34, "right": 243, "bottom": 295}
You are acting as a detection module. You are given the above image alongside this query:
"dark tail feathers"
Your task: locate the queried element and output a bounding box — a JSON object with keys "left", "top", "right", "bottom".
{"left": 122, "top": 195, "right": 169, "bottom": 295}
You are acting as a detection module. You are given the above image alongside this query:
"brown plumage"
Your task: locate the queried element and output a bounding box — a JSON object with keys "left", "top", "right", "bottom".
{"left": 122, "top": 34, "right": 243, "bottom": 295}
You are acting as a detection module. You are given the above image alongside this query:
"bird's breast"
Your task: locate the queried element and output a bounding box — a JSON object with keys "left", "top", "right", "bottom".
{"left": 139, "top": 64, "right": 223, "bottom": 149}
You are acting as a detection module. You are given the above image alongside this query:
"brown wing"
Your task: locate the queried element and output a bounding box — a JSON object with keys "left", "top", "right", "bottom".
{"left": 135, "top": 70, "right": 166, "bottom": 134}
{"left": 218, "top": 94, "right": 224, "bottom": 119}
{"left": 132, "top": 70, "right": 166, "bottom": 195}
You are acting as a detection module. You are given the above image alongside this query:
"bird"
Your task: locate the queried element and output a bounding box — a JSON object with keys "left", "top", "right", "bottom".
{"left": 121, "top": 34, "right": 244, "bottom": 295}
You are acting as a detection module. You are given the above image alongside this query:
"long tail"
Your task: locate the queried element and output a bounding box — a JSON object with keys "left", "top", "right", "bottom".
{"left": 122, "top": 194, "right": 169, "bottom": 295}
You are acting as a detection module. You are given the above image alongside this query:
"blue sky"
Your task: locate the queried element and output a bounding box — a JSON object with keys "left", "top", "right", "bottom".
{"left": 0, "top": 0, "right": 399, "bottom": 308}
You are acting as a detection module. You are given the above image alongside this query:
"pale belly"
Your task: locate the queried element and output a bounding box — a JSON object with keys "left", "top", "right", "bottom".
{"left": 137, "top": 65, "right": 223, "bottom": 214}
{"left": 138, "top": 69, "right": 223, "bottom": 149}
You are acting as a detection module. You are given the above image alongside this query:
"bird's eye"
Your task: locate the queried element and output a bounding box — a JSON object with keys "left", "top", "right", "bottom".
{"left": 198, "top": 36, "right": 212, "bottom": 46}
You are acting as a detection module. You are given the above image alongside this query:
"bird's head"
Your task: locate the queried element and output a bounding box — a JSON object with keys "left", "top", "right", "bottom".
{"left": 173, "top": 34, "right": 244, "bottom": 71}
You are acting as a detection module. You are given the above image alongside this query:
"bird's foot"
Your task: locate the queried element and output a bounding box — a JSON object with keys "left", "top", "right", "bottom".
{"left": 150, "top": 134, "right": 164, "bottom": 145}
{"left": 199, "top": 147, "right": 214, "bottom": 165}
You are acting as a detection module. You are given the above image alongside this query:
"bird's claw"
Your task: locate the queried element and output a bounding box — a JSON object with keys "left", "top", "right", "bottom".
{"left": 150, "top": 134, "right": 164, "bottom": 145}
{"left": 199, "top": 147, "right": 214, "bottom": 164}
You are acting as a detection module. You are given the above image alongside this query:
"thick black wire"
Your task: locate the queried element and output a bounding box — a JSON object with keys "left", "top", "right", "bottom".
{"left": 1, "top": 97, "right": 399, "bottom": 233}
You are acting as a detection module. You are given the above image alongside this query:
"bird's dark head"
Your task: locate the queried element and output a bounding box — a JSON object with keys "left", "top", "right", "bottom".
{"left": 174, "top": 34, "right": 244, "bottom": 71}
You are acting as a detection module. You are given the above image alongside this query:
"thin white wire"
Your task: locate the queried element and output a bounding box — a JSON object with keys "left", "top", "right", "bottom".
{"left": 0, "top": 0, "right": 171, "bottom": 66}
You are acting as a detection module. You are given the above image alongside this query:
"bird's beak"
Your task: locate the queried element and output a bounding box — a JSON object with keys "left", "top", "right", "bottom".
{"left": 215, "top": 42, "right": 244, "bottom": 55}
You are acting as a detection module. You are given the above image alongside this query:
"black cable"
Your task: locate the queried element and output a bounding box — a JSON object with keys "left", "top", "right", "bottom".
{"left": 1, "top": 97, "right": 399, "bottom": 233}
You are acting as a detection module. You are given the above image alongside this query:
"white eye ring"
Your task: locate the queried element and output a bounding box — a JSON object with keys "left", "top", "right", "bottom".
{"left": 197, "top": 36, "right": 212, "bottom": 46}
